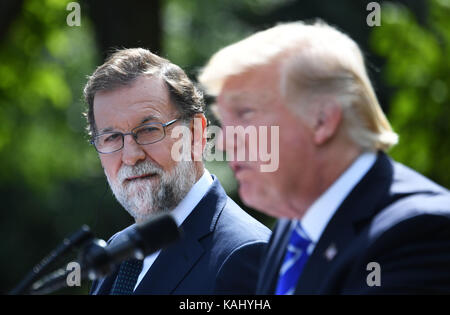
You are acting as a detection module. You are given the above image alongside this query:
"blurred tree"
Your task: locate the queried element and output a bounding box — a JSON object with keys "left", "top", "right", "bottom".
{"left": 162, "top": 0, "right": 427, "bottom": 120}
{"left": 371, "top": 0, "right": 450, "bottom": 188}
{"left": 0, "top": 0, "right": 132, "bottom": 294}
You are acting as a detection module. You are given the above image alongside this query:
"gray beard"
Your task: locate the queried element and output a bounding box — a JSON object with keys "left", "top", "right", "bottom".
{"left": 106, "top": 160, "right": 197, "bottom": 223}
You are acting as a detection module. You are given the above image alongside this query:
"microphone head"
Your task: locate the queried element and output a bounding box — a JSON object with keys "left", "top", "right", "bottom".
{"left": 133, "top": 213, "right": 181, "bottom": 256}
{"left": 67, "top": 225, "right": 94, "bottom": 248}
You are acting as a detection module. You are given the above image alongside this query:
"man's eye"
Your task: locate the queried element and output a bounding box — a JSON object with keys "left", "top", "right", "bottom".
{"left": 139, "top": 126, "right": 159, "bottom": 134}
{"left": 104, "top": 133, "right": 121, "bottom": 143}
{"left": 238, "top": 108, "right": 254, "bottom": 117}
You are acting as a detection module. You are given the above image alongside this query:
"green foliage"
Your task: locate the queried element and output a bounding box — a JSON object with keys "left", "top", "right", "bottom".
{"left": 0, "top": 0, "right": 100, "bottom": 191}
{"left": 162, "top": 0, "right": 290, "bottom": 73}
{"left": 0, "top": 0, "right": 132, "bottom": 294}
{"left": 371, "top": 0, "right": 450, "bottom": 188}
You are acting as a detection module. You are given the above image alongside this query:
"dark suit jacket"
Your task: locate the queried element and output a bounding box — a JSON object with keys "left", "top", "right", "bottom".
{"left": 256, "top": 152, "right": 450, "bottom": 294}
{"left": 90, "top": 177, "right": 271, "bottom": 295}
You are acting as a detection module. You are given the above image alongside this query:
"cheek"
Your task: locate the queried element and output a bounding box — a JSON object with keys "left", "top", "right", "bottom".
{"left": 276, "top": 133, "right": 312, "bottom": 190}
{"left": 278, "top": 122, "right": 310, "bottom": 161}
{"left": 100, "top": 154, "right": 121, "bottom": 180}
{"left": 142, "top": 140, "right": 178, "bottom": 171}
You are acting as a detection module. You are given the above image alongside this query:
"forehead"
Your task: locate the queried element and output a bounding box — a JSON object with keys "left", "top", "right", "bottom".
{"left": 217, "top": 63, "right": 281, "bottom": 108}
{"left": 93, "top": 75, "right": 176, "bottom": 131}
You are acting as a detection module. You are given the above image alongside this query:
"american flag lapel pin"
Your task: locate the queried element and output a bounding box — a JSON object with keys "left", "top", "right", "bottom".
{"left": 324, "top": 243, "right": 338, "bottom": 261}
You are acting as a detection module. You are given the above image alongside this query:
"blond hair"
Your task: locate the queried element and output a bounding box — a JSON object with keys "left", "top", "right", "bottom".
{"left": 199, "top": 21, "right": 398, "bottom": 151}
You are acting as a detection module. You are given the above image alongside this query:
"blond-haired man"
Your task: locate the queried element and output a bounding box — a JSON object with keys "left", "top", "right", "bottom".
{"left": 199, "top": 21, "right": 450, "bottom": 294}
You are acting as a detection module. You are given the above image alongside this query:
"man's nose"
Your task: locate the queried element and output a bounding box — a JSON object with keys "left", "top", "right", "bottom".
{"left": 121, "top": 134, "right": 146, "bottom": 166}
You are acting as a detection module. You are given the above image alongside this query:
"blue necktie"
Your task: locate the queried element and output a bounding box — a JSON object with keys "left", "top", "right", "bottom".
{"left": 275, "top": 221, "right": 313, "bottom": 295}
{"left": 109, "top": 258, "right": 143, "bottom": 295}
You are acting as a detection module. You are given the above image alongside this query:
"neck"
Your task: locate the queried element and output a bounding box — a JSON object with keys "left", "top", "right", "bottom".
{"left": 289, "top": 143, "right": 362, "bottom": 219}
{"left": 194, "top": 162, "right": 205, "bottom": 182}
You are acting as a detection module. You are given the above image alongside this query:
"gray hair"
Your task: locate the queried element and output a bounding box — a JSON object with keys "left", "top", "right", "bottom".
{"left": 83, "top": 48, "right": 204, "bottom": 136}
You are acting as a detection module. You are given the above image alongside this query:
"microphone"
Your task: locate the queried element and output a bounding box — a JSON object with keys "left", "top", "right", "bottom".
{"left": 82, "top": 212, "right": 182, "bottom": 280}
{"left": 29, "top": 213, "right": 181, "bottom": 294}
{"left": 9, "top": 225, "right": 93, "bottom": 295}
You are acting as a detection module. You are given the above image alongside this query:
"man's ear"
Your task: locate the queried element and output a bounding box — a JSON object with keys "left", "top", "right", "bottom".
{"left": 313, "top": 100, "right": 342, "bottom": 146}
{"left": 190, "top": 113, "right": 207, "bottom": 161}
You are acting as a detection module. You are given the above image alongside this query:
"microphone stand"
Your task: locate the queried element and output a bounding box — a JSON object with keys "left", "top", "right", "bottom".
{"left": 9, "top": 225, "right": 93, "bottom": 295}
{"left": 11, "top": 213, "right": 180, "bottom": 295}
{"left": 28, "top": 266, "right": 89, "bottom": 295}
{"left": 27, "top": 238, "right": 109, "bottom": 295}
{"left": 27, "top": 237, "right": 144, "bottom": 295}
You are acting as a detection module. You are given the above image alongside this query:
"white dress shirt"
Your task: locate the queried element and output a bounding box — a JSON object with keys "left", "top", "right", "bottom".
{"left": 300, "top": 152, "right": 377, "bottom": 250}
{"left": 133, "top": 169, "right": 214, "bottom": 290}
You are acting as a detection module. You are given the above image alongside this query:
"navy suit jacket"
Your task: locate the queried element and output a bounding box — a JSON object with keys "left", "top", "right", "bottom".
{"left": 91, "top": 177, "right": 271, "bottom": 295}
{"left": 256, "top": 152, "right": 450, "bottom": 294}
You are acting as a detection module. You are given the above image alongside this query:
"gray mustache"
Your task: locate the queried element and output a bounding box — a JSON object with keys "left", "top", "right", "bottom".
{"left": 117, "top": 160, "right": 163, "bottom": 183}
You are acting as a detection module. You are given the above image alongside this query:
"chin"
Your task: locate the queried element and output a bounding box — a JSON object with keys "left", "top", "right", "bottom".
{"left": 239, "top": 181, "right": 288, "bottom": 218}
{"left": 244, "top": 197, "right": 279, "bottom": 218}
{"left": 239, "top": 183, "right": 267, "bottom": 213}
{"left": 132, "top": 208, "right": 157, "bottom": 223}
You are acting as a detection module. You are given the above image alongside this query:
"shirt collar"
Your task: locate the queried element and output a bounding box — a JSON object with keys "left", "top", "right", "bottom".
{"left": 170, "top": 168, "right": 214, "bottom": 227}
{"left": 300, "top": 152, "right": 377, "bottom": 243}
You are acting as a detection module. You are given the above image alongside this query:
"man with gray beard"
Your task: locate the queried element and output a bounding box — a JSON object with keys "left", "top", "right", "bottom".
{"left": 83, "top": 48, "right": 270, "bottom": 295}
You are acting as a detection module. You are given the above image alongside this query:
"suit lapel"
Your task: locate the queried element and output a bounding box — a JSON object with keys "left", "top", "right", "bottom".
{"left": 294, "top": 152, "right": 394, "bottom": 293}
{"left": 134, "top": 177, "right": 227, "bottom": 294}
{"left": 133, "top": 234, "right": 205, "bottom": 294}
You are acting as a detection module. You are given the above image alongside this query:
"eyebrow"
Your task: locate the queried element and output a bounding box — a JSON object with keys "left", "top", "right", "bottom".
{"left": 140, "top": 114, "right": 159, "bottom": 124}
{"left": 98, "top": 126, "right": 114, "bottom": 134}
{"left": 98, "top": 114, "right": 160, "bottom": 134}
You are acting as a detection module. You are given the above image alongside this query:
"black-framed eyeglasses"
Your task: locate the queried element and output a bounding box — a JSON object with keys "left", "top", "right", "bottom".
{"left": 91, "top": 118, "right": 179, "bottom": 154}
